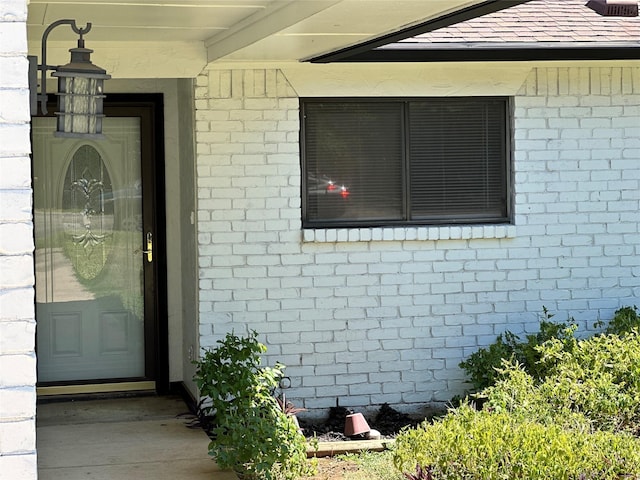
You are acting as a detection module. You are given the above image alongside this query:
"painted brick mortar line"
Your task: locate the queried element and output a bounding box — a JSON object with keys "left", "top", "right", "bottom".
{"left": 0, "top": 3, "right": 38, "bottom": 478}
{"left": 195, "top": 66, "right": 639, "bottom": 413}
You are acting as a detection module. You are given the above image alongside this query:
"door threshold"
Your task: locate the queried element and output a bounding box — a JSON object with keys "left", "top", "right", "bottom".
{"left": 37, "top": 381, "right": 156, "bottom": 397}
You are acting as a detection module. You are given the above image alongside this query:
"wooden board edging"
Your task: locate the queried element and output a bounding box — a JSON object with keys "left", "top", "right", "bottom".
{"left": 307, "top": 439, "right": 395, "bottom": 458}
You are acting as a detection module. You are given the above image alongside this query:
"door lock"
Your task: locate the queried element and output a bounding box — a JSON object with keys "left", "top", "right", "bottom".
{"left": 141, "top": 231, "right": 153, "bottom": 263}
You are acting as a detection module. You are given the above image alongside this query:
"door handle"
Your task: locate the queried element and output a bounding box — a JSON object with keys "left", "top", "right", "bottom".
{"left": 141, "top": 231, "right": 153, "bottom": 263}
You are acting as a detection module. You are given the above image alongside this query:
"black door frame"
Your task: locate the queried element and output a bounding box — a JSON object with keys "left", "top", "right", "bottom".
{"left": 106, "top": 94, "right": 169, "bottom": 394}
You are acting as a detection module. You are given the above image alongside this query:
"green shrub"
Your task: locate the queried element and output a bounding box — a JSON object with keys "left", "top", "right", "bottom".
{"left": 604, "top": 305, "right": 640, "bottom": 335}
{"left": 459, "top": 307, "right": 575, "bottom": 391}
{"left": 457, "top": 331, "right": 517, "bottom": 391}
{"left": 539, "top": 329, "right": 640, "bottom": 434}
{"left": 194, "top": 331, "right": 315, "bottom": 480}
{"left": 459, "top": 306, "right": 639, "bottom": 392}
{"left": 482, "top": 362, "right": 591, "bottom": 431}
{"left": 484, "top": 329, "right": 640, "bottom": 435}
{"left": 401, "top": 308, "right": 640, "bottom": 479}
{"left": 393, "top": 404, "right": 640, "bottom": 480}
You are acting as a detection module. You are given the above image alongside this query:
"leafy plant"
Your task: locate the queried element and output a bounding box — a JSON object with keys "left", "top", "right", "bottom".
{"left": 484, "top": 329, "right": 640, "bottom": 435}
{"left": 538, "top": 329, "right": 640, "bottom": 434}
{"left": 194, "top": 331, "right": 316, "bottom": 480}
{"left": 457, "top": 332, "right": 517, "bottom": 391}
{"left": 604, "top": 305, "right": 640, "bottom": 335}
{"left": 393, "top": 404, "right": 640, "bottom": 480}
{"left": 403, "top": 464, "right": 434, "bottom": 480}
{"left": 276, "top": 395, "right": 307, "bottom": 417}
{"left": 459, "top": 307, "right": 575, "bottom": 391}
{"left": 393, "top": 308, "right": 640, "bottom": 479}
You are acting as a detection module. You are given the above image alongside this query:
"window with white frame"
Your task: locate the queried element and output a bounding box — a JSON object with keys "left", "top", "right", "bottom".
{"left": 301, "top": 97, "right": 511, "bottom": 228}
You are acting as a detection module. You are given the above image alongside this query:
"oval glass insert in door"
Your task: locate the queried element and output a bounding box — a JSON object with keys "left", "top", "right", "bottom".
{"left": 62, "top": 145, "right": 114, "bottom": 281}
{"left": 33, "top": 117, "right": 145, "bottom": 383}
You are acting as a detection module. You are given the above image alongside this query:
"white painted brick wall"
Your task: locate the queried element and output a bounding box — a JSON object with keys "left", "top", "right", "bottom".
{"left": 0, "top": 1, "right": 37, "bottom": 478}
{"left": 196, "top": 66, "right": 640, "bottom": 416}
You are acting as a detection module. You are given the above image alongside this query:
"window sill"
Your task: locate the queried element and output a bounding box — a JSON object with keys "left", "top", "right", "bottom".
{"left": 302, "top": 225, "right": 516, "bottom": 243}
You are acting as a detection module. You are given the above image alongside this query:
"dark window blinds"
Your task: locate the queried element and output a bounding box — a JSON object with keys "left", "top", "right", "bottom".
{"left": 302, "top": 98, "right": 510, "bottom": 227}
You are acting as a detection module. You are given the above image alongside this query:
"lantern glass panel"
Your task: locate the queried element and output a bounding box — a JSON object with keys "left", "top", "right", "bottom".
{"left": 56, "top": 75, "right": 105, "bottom": 136}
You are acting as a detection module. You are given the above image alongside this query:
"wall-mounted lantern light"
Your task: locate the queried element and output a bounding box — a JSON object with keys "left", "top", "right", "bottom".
{"left": 29, "top": 19, "right": 111, "bottom": 139}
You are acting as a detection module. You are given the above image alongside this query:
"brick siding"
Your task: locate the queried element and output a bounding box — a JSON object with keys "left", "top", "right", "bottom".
{"left": 195, "top": 66, "right": 640, "bottom": 414}
{"left": 0, "top": 0, "right": 38, "bottom": 478}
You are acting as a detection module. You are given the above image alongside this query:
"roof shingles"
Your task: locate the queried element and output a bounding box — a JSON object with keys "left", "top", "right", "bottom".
{"left": 400, "top": 0, "right": 640, "bottom": 45}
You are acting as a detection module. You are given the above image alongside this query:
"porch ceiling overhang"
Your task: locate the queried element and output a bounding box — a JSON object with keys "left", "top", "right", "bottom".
{"left": 26, "top": 0, "right": 496, "bottom": 78}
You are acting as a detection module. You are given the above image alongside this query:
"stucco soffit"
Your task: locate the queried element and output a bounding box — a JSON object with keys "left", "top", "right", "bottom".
{"left": 280, "top": 63, "right": 534, "bottom": 97}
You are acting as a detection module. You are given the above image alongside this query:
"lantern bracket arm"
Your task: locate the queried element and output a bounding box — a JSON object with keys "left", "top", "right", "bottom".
{"left": 33, "top": 19, "right": 93, "bottom": 115}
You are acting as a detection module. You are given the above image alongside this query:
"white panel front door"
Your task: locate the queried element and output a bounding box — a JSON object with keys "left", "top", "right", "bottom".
{"left": 33, "top": 117, "right": 146, "bottom": 382}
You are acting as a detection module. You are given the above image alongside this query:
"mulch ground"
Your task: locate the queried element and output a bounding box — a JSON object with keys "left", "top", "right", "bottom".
{"left": 189, "top": 403, "right": 433, "bottom": 480}
{"left": 300, "top": 403, "right": 435, "bottom": 479}
{"left": 299, "top": 403, "right": 426, "bottom": 441}
{"left": 189, "top": 402, "right": 435, "bottom": 442}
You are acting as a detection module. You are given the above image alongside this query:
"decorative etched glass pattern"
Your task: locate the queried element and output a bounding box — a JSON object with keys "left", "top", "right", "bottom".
{"left": 63, "top": 145, "right": 113, "bottom": 280}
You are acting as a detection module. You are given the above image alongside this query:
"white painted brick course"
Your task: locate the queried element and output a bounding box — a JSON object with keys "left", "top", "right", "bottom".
{"left": 196, "top": 66, "right": 640, "bottom": 415}
{"left": 1, "top": 9, "right": 37, "bottom": 478}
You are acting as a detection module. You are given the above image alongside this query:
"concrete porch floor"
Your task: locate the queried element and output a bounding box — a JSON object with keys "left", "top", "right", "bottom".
{"left": 36, "top": 394, "right": 236, "bottom": 480}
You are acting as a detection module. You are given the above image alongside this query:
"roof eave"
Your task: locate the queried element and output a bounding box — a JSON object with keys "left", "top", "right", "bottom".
{"left": 334, "top": 44, "right": 640, "bottom": 62}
